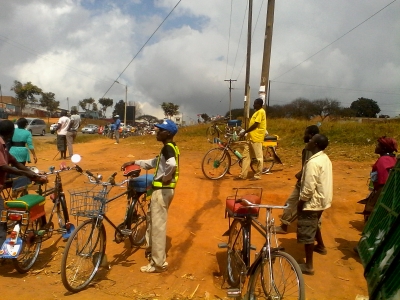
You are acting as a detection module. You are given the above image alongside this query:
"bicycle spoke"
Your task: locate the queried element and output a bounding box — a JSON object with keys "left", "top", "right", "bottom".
{"left": 251, "top": 251, "right": 304, "bottom": 299}
{"left": 61, "top": 220, "right": 106, "bottom": 293}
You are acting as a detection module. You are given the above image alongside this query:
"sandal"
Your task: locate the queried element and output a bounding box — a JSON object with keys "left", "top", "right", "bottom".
{"left": 313, "top": 246, "right": 327, "bottom": 255}
{"left": 299, "top": 263, "right": 314, "bottom": 275}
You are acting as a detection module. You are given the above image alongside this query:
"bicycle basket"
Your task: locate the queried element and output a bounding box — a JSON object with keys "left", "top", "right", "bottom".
{"left": 69, "top": 187, "right": 110, "bottom": 218}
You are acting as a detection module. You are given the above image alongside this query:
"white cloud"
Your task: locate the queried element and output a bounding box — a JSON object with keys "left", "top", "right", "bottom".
{"left": 0, "top": 0, "right": 399, "bottom": 119}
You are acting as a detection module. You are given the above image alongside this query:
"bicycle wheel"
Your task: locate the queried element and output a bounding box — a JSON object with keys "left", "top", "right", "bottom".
{"left": 128, "top": 196, "right": 149, "bottom": 246}
{"left": 226, "top": 219, "right": 249, "bottom": 288}
{"left": 249, "top": 251, "right": 305, "bottom": 300}
{"left": 201, "top": 148, "right": 231, "bottom": 180}
{"left": 250, "top": 147, "right": 275, "bottom": 174}
{"left": 61, "top": 219, "right": 106, "bottom": 293}
{"left": 206, "top": 126, "right": 219, "bottom": 143}
{"left": 13, "top": 219, "right": 43, "bottom": 274}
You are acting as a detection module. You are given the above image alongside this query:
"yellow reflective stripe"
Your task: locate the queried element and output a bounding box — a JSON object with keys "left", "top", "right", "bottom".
{"left": 153, "top": 143, "right": 179, "bottom": 188}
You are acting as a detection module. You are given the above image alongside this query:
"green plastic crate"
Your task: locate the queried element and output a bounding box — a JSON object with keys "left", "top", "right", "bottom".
{"left": 357, "top": 158, "right": 400, "bottom": 299}
{"left": 363, "top": 215, "right": 400, "bottom": 297}
{"left": 368, "top": 250, "right": 400, "bottom": 300}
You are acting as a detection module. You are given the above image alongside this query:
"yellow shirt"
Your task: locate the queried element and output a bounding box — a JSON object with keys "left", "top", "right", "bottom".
{"left": 248, "top": 108, "right": 266, "bottom": 143}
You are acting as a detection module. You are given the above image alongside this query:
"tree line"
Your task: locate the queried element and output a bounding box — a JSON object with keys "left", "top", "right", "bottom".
{"left": 201, "top": 97, "right": 383, "bottom": 122}
{"left": 10, "top": 81, "right": 182, "bottom": 122}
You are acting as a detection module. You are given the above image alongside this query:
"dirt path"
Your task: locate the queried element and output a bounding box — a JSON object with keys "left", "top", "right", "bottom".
{"left": 0, "top": 137, "right": 370, "bottom": 299}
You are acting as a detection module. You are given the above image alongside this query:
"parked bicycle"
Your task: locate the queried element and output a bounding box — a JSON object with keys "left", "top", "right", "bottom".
{"left": 201, "top": 135, "right": 282, "bottom": 180}
{"left": 0, "top": 161, "right": 79, "bottom": 273}
{"left": 206, "top": 118, "right": 242, "bottom": 143}
{"left": 218, "top": 188, "right": 305, "bottom": 299}
{"left": 60, "top": 164, "right": 153, "bottom": 293}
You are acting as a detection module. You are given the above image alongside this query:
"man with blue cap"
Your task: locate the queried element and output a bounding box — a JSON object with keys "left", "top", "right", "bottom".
{"left": 121, "top": 119, "right": 180, "bottom": 273}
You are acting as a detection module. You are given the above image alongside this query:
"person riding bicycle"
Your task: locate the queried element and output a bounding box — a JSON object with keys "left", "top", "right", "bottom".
{"left": 234, "top": 98, "right": 266, "bottom": 181}
{"left": 0, "top": 120, "right": 43, "bottom": 246}
{"left": 121, "top": 119, "right": 179, "bottom": 273}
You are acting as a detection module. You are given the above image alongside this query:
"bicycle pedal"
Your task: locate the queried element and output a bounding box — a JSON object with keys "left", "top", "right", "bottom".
{"left": 218, "top": 242, "right": 228, "bottom": 249}
{"left": 250, "top": 244, "right": 256, "bottom": 250}
{"left": 226, "top": 288, "right": 241, "bottom": 298}
{"left": 120, "top": 229, "right": 132, "bottom": 235}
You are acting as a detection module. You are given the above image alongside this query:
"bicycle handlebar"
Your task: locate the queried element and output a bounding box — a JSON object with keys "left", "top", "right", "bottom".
{"left": 33, "top": 164, "right": 84, "bottom": 185}
{"left": 83, "top": 170, "right": 129, "bottom": 187}
{"left": 235, "top": 198, "right": 289, "bottom": 210}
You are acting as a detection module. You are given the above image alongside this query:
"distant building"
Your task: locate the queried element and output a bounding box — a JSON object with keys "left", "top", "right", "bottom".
{"left": 0, "top": 96, "right": 21, "bottom": 115}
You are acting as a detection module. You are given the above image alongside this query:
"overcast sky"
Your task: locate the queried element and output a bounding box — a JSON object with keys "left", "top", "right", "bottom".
{"left": 0, "top": 0, "right": 399, "bottom": 121}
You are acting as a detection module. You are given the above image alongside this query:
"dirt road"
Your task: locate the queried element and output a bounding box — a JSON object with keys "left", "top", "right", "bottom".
{"left": 0, "top": 137, "right": 370, "bottom": 299}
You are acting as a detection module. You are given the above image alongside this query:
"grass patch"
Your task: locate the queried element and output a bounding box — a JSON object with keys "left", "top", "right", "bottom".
{"left": 32, "top": 118, "right": 400, "bottom": 163}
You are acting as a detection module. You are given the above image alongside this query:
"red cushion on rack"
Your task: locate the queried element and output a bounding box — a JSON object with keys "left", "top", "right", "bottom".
{"left": 226, "top": 194, "right": 261, "bottom": 217}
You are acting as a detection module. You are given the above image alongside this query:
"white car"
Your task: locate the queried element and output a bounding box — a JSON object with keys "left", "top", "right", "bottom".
{"left": 81, "top": 124, "right": 98, "bottom": 134}
{"left": 50, "top": 123, "right": 58, "bottom": 134}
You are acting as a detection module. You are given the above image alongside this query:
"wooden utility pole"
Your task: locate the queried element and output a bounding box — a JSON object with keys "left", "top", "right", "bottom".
{"left": 243, "top": 0, "right": 253, "bottom": 129}
{"left": 259, "top": 0, "right": 275, "bottom": 114}
{"left": 224, "top": 79, "right": 237, "bottom": 120}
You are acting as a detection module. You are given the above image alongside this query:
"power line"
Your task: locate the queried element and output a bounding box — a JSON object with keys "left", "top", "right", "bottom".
{"left": 272, "top": 0, "right": 398, "bottom": 80}
{"left": 101, "top": 0, "right": 183, "bottom": 98}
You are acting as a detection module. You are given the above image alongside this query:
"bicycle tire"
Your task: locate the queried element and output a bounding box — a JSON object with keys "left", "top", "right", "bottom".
{"left": 206, "top": 126, "right": 219, "bottom": 143}
{"left": 201, "top": 148, "right": 231, "bottom": 180}
{"left": 226, "top": 219, "right": 250, "bottom": 288}
{"left": 13, "top": 218, "right": 43, "bottom": 274}
{"left": 61, "top": 219, "right": 106, "bottom": 293}
{"left": 250, "top": 147, "right": 275, "bottom": 175}
{"left": 128, "top": 196, "right": 149, "bottom": 246}
{"left": 248, "top": 251, "right": 305, "bottom": 300}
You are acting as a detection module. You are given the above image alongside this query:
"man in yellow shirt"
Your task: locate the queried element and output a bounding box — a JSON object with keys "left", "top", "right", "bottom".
{"left": 235, "top": 98, "right": 266, "bottom": 181}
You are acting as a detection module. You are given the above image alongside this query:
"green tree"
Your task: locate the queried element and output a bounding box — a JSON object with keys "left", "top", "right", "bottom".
{"left": 98, "top": 98, "right": 114, "bottom": 118}
{"left": 201, "top": 113, "right": 211, "bottom": 122}
{"left": 112, "top": 100, "right": 125, "bottom": 118}
{"left": 161, "top": 102, "right": 179, "bottom": 119}
{"left": 285, "top": 98, "right": 315, "bottom": 119}
{"left": 350, "top": 97, "right": 381, "bottom": 118}
{"left": 10, "top": 80, "right": 42, "bottom": 114}
{"left": 70, "top": 106, "right": 79, "bottom": 114}
{"left": 311, "top": 98, "right": 341, "bottom": 121}
{"left": 39, "top": 92, "right": 59, "bottom": 121}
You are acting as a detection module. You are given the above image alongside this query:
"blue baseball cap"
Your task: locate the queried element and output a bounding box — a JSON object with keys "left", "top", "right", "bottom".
{"left": 155, "top": 119, "right": 178, "bottom": 135}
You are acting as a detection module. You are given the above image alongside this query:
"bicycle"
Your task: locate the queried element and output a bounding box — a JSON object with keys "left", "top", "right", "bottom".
{"left": 206, "top": 118, "right": 242, "bottom": 143}
{"left": 0, "top": 162, "right": 79, "bottom": 273}
{"left": 201, "top": 135, "right": 282, "bottom": 180}
{"left": 218, "top": 188, "right": 305, "bottom": 299}
{"left": 60, "top": 165, "right": 153, "bottom": 293}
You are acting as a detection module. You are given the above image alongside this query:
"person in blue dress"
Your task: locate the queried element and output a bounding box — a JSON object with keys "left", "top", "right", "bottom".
{"left": 9, "top": 118, "right": 38, "bottom": 165}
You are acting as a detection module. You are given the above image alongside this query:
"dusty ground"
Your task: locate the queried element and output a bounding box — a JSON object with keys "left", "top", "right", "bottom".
{"left": 0, "top": 136, "right": 371, "bottom": 300}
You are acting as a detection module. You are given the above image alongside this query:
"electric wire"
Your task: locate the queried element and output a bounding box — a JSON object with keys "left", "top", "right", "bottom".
{"left": 101, "top": 0, "right": 183, "bottom": 98}
{"left": 272, "top": 0, "right": 398, "bottom": 80}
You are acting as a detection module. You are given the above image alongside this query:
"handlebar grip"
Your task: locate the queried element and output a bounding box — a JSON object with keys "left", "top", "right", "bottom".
{"left": 75, "top": 165, "right": 83, "bottom": 173}
{"left": 86, "top": 170, "right": 94, "bottom": 177}
{"left": 111, "top": 172, "right": 117, "bottom": 178}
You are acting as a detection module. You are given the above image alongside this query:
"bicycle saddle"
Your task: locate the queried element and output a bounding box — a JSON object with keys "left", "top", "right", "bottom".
{"left": 123, "top": 164, "right": 141, "bottom": 177}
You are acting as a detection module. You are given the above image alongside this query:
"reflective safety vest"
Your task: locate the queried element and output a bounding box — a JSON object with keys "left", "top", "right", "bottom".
{"left": 152, "top": 143, "right": 180, "bottom": 189}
